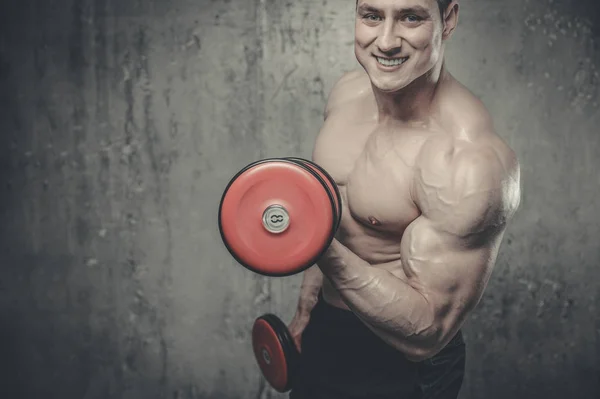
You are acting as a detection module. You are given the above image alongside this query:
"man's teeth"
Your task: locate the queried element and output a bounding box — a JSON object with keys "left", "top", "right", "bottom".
{"left": 376, "top": 57, "right": 407, "bottom": 66}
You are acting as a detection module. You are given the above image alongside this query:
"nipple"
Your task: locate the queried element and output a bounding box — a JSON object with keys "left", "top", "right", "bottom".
{"left": 368, "top": 216, "right": 381, "bottom": 226}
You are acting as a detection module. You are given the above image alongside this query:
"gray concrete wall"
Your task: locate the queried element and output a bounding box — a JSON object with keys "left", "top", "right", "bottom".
{"left": 0, "top": 0, "right": 598, "bottom": 398}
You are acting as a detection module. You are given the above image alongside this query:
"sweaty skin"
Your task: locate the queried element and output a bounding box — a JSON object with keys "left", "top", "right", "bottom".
{"left": 289, "top": 0, "right": 521, "bottom": 361}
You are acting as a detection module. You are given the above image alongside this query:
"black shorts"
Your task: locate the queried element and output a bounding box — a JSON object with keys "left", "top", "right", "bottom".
{"left": 289, "top": 294, "right": 466, "bottom": 399}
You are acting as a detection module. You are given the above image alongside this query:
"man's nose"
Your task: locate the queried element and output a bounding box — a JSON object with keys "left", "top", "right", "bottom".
{"left": 377, "top": 22, "right": 402, "bottom": 55}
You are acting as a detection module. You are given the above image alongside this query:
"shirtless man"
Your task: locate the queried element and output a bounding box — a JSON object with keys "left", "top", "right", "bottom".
{"left": 287, "top": 0, "right": 521, "bottom": 398}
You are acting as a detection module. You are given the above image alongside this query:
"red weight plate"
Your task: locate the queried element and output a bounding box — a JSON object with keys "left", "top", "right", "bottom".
{"left": 252, "top": 318, "right": 291, "bottom": 392}
{"left": 219, "top": 159, "right": 335, "bottom": 276}
{"left": 286, "top": 158, "right": 342, "bottom": 231}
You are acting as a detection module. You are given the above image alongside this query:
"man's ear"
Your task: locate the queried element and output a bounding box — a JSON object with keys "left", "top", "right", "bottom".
{"left": 442, "top": 2, "right": 459, "bottom": 40}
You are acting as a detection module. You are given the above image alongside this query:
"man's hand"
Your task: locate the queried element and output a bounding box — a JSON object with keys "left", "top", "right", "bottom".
{"left": 288, "top": 265, "right": 323, "bottom": 352}
{"left": 288, "top": 307, "right": 312, "bottom": 353}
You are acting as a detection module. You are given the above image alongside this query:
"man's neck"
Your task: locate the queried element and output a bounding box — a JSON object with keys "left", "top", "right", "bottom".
{"left": 372, "top": 60, "right": 446, "bottom": 125}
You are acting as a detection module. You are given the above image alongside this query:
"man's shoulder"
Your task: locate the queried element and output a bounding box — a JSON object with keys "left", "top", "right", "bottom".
{"left": 332, "top": 69, "right": 369, "bottom": 89}
{"left": 416, "top": 77, "right": 521, "bottom": 220}
{"left": 414, "top": 127, "right": 520, "bottom": 238}
{"left": 324, "top": 69, "right": 372, "bottom": 118}
{"left": 420, "top": 123, "right": 519, "bottom": 190}
{"left": 437, "top": 76, "right": 495, "bottom": 137}
{"left": 433, "top": 76, "right": 518, "bottom": 170}
{"left": 415, "top": 126, "right": 521, "bottom": 229}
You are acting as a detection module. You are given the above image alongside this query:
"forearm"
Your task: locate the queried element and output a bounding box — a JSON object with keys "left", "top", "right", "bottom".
{"left": 295, "top": 265, "right": 323, "bottom": 313}
{"left": 318, "top": 240, "right": 437, "bottom": 358}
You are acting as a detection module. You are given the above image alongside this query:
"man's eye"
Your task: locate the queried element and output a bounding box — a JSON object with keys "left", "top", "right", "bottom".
{"left": 405, "top": 14, "right": 421, "bottom": 22}
{"left": 364, "top": 14, "right": 382, "bottom": 22}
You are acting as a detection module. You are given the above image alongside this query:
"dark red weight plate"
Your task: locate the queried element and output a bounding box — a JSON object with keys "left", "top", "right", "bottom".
{"left": 252, "top": 314, "right": 300, "bottom": 392}
{"left": 285, "top": 157, "right": 342, "bottom": 231}
{"left": 219, "top": 158, "right": 336, "bottom": 276}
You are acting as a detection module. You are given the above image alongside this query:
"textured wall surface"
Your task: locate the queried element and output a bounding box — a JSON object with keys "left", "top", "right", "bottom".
{"left": 0, "top": 0, "right": 598, "bottom": 398}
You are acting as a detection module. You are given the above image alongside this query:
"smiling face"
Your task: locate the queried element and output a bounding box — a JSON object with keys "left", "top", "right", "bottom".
{"left": 355, "top": 0, "right": 451, "bottom": 93}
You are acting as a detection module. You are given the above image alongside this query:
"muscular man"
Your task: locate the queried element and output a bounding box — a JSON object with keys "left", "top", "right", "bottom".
{"left": 287, "top": 0, "right": 521, "bottom": 398}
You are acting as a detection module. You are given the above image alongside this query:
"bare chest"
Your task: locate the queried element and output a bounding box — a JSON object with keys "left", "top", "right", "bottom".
{"left": 314, "top": 118, "right": 431, "bottom": 236}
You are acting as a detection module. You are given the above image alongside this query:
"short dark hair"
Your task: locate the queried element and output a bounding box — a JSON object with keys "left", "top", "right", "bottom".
{"left": 436, "top": 0, "right": 453, "bottom": 17}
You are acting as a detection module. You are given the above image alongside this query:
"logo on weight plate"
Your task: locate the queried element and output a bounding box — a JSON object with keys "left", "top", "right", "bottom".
{"left": 262, "top": 348, "right": 271, "bottom": 365}
{"left": 270, "top": 214, "right": 284, "bottom": 224}
{"left": 262, "top": 205, "right": 290, "bottom": 234}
